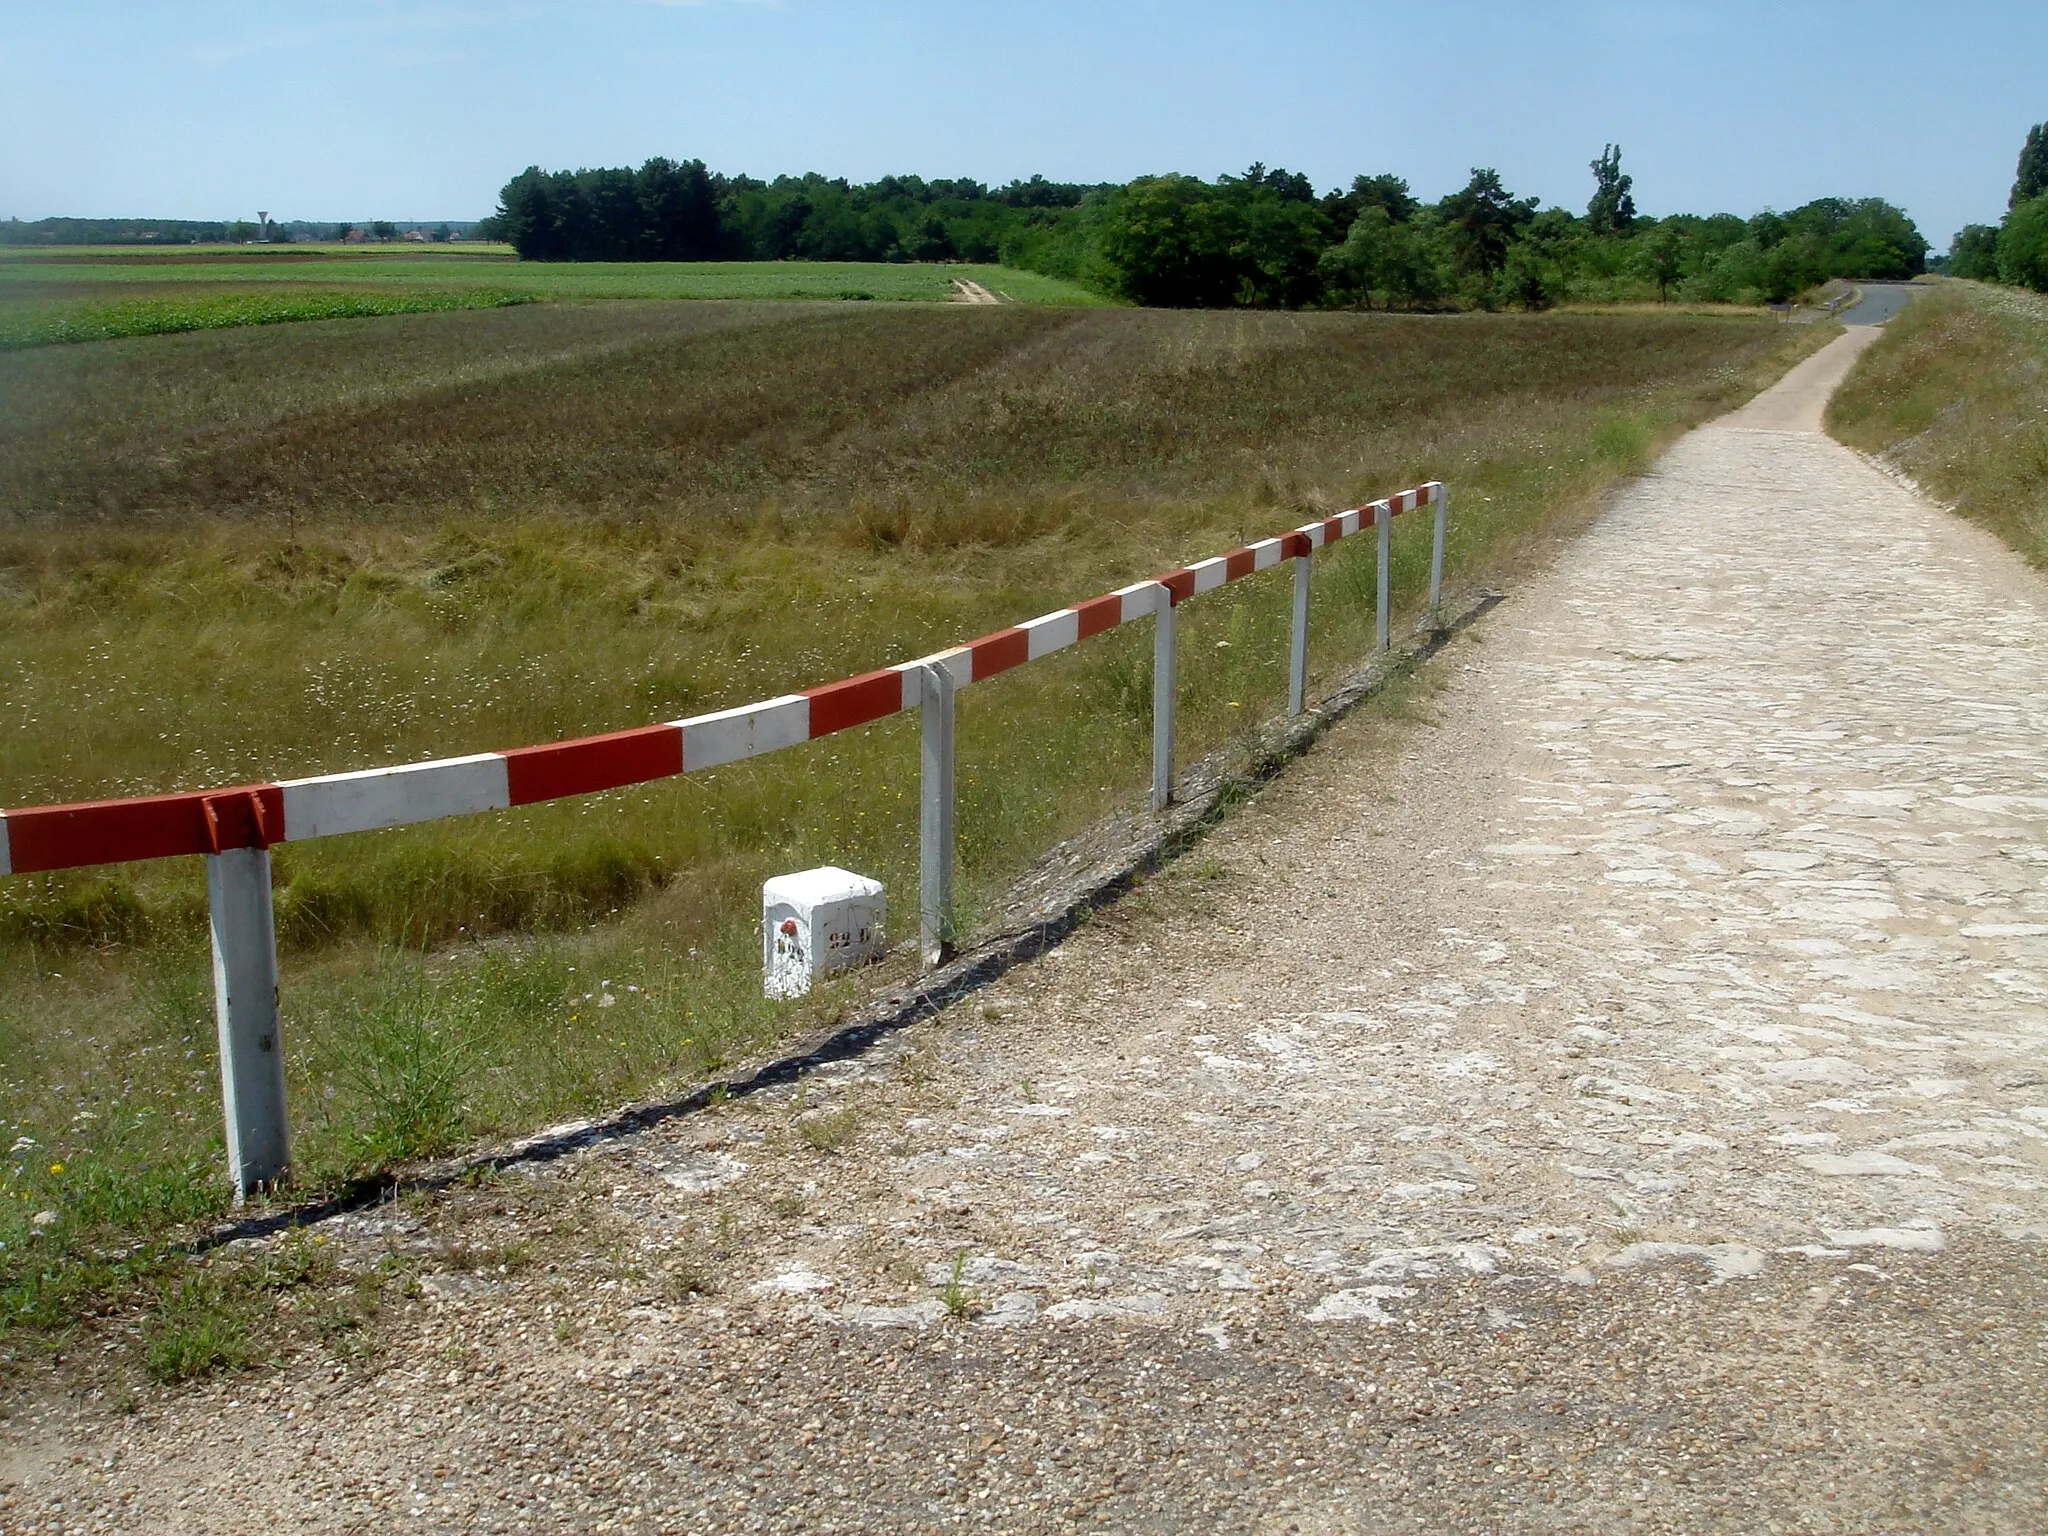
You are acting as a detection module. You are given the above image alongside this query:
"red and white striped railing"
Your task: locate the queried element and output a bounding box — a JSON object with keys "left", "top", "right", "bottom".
{"left": 2, "top": 480, "right": 1447, "bottom": 1195}
{"left": 0, "top": 483, "right": 1441, "bottom": 878}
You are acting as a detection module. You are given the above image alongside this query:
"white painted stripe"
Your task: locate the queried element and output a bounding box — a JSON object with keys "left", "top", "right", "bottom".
{"left": 677, "top": 695, "right": 810, "bottom": 772}
{"left": 922, "top": 646, "right": 974, "bottom": 689}
{"left": 890, "top": 662, "right": 922, "bottom": 711}
{"left": 1023, "top": 608, "right": 1081, "bottom": 659}
{"left": 1188, "top": 557, "right": 1230, "bottom": 595}
{"left": 1117, "top": 581, "right": 1163, "bottom": 623}
{"left": 1426, "top": 481, "right": 1444, "bottom": 504}
{"left": 280, "top": 753, "right": 510, "bottom": 841}
{"left": 1300, "top": 522, "right": 1327, "bottom": 550}
{"left": 1339, "top": 510, "right": 1361, "bottom": 538}
{"left": 0, "top": 812, "right": 10, "bottom": 878}
{"left": 1249, "top": 538, "right": 1285, "bottom": 571}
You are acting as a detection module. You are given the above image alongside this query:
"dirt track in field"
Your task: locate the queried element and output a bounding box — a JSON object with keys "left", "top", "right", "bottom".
{"left": 8, "top": 325, "right": 2048, "bottom": 1533}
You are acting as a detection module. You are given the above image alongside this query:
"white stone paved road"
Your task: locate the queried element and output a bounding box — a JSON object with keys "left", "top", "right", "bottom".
{"left": 792, "top": 324, "right": 2048, "bottom": 1313}
{"left": 12, "top": 327, "right": 2048, "bottom": 1534}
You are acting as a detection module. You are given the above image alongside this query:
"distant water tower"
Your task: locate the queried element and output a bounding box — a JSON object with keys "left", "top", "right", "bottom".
{"left": 257, "top": 211, "right": 270, "bottom": 243}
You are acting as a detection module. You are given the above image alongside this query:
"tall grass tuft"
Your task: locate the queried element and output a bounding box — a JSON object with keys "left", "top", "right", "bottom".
{"left": 330, "top": 965, "right": 477, "bottom": 1167}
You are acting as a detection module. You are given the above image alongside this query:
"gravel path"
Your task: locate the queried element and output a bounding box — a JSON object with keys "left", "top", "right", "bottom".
{"left": 7, "top": 329, "right": 2048, "bottom": 1532}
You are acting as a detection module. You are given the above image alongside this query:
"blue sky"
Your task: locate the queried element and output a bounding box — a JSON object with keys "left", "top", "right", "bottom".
{"left": 2, "top": 1, "right": 2041, "bottom": 246}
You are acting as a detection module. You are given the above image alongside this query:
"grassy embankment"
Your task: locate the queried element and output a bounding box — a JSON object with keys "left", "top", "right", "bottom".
{"left": 1828, "top": 279, "right": 2048, "bottom": 566}
{"left": 0, "top": 302, "right": 1831, "bottom": 1369}
{"left": 0, "top": 247, "right": 1106, "bottom": 348}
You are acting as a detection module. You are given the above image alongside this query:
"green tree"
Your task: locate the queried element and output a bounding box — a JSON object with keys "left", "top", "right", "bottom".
{"left": 1095, "top": 173, "right": 1327, "bottom": 308}
{"left": 1587, "top": 143, "right": 1636, "bottom": 237}
{"left": 639, "top": 156, "right": 722, "bottom": 259}
{"left": 495, "top": 169, "right": 563, "bottom": 258}
{"left": 1636, "top": 222, "right": 1685, "bottom": 300}
{"left": 1948, "top": 223, "right": 2002, "bottom": 279}
{"left": 1097, "top": 175, "right": 1240, "bottom": 306}
{"left": 902, "top": 212, "right": 958, "bottom": 261}
{"left": 1439, "top": 168, "right": 1535, "bottom": 278}
{"left": 1999, "top": 193, "right": 2048, "bottom": 292}
{"left": 2012, "top": 122, "right": 2048, "bottom": 211}
{"left": 1350, "top": 173, "right": 1418, "bottom": 223}
{"left": 1497, "top": 243, "right": 1555, "bottom": 310}
{"left": 370, "top": 220, "right": 397, "bottom": 242}
{"left": 1317, "top": 205, "right": 1441, "bottom": 308}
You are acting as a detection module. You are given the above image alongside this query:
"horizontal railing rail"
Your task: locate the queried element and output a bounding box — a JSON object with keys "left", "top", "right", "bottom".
{"left": 3, "top": 480, "right": 1447, "bottom": 1195}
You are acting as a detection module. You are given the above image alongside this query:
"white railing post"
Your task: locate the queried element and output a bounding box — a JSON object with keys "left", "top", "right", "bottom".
{"left": 1151, "top": 586, "right": 1177, "bottom": 811}
{"left": 1288, "top": 553, "right": 1311, "bottom": 717}
{"left": 207, "top": 846, "right": 290, "bottom": 1198}
{"left": 1375, "top": 504, "right": 1392, "bottom": 654}
{"left": 918, "top": 661, "right": 956, "bottom": 967}
{"left": 1428, "top": 485, "right": 1448, "bottom": 617}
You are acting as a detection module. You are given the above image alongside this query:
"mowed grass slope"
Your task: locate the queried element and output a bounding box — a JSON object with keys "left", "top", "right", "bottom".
{"left": 1829, "top": 279, "right": 2048, "bottom": 566}
{"left": 0, "top": 304, "right": 1827, "bottom": 1345}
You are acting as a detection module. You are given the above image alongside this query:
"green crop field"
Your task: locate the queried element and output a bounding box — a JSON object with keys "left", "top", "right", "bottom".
{"left": 0, "top": 300, "right": 1830, "bottom": 1355}
{"left": 0, "top": 247, "right": 1107, "bottom": 348}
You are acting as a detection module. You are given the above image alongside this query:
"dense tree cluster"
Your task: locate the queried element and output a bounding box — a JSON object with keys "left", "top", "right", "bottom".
{"left": 490, "top": 151, "right": 1929, "bottom": 310}
{"left": 1946, "top": 121, "right": 2048, "bottom": 293}
{"left": 489, "top": 160, "right": 1103, "bottom": 264}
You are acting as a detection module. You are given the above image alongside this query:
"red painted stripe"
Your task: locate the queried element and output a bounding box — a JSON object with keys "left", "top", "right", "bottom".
{"left": 969, "top": 627, "right": 1031, "bottom": 682}
{"left": 201, "top": 787, "right": 283, "bottom": 852}
{"left": 504, "top": 725, "right": 681, "bottom": 806}
{"left": 1223, "top": 548, "right": 1256, "bottom": 581}
{"left": 1321, "top": 515, "right": 1347, "bottom": 543}
{"left": 1280, "top": 531, "right": 1312, "bottom": 560}
{"left": 802, "top": 668, "right": 905, "bottom": 739}
{"left": 1074, "top": 595, "right": 1122, "bottom": 640}
{"left": 1159, "top": 569, "right": 1196, "bottom": 606}
{"left": 3, "top": 784, "right": 282, "bottom": 873}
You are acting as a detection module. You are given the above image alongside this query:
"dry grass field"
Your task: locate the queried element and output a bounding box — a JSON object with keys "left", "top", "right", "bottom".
{"left": 1829, "top": 279, "right": 2048, "bottom": 567}
{"left": 0, "top": 300, "right": 1829, "bottom": 1355}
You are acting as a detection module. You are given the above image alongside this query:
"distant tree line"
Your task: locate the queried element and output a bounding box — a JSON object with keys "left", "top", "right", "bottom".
{"left": 490, "top": 149, "right": 1928, "bottom": 311}
{"left": 0, "top": 217, "right": 483, "bottom": 246}
{"left": 1945, "top": 121, "right": 2048, "bottom": 293}
{"left": 487, "top": 160, "right": 1103, "bottom": 264}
